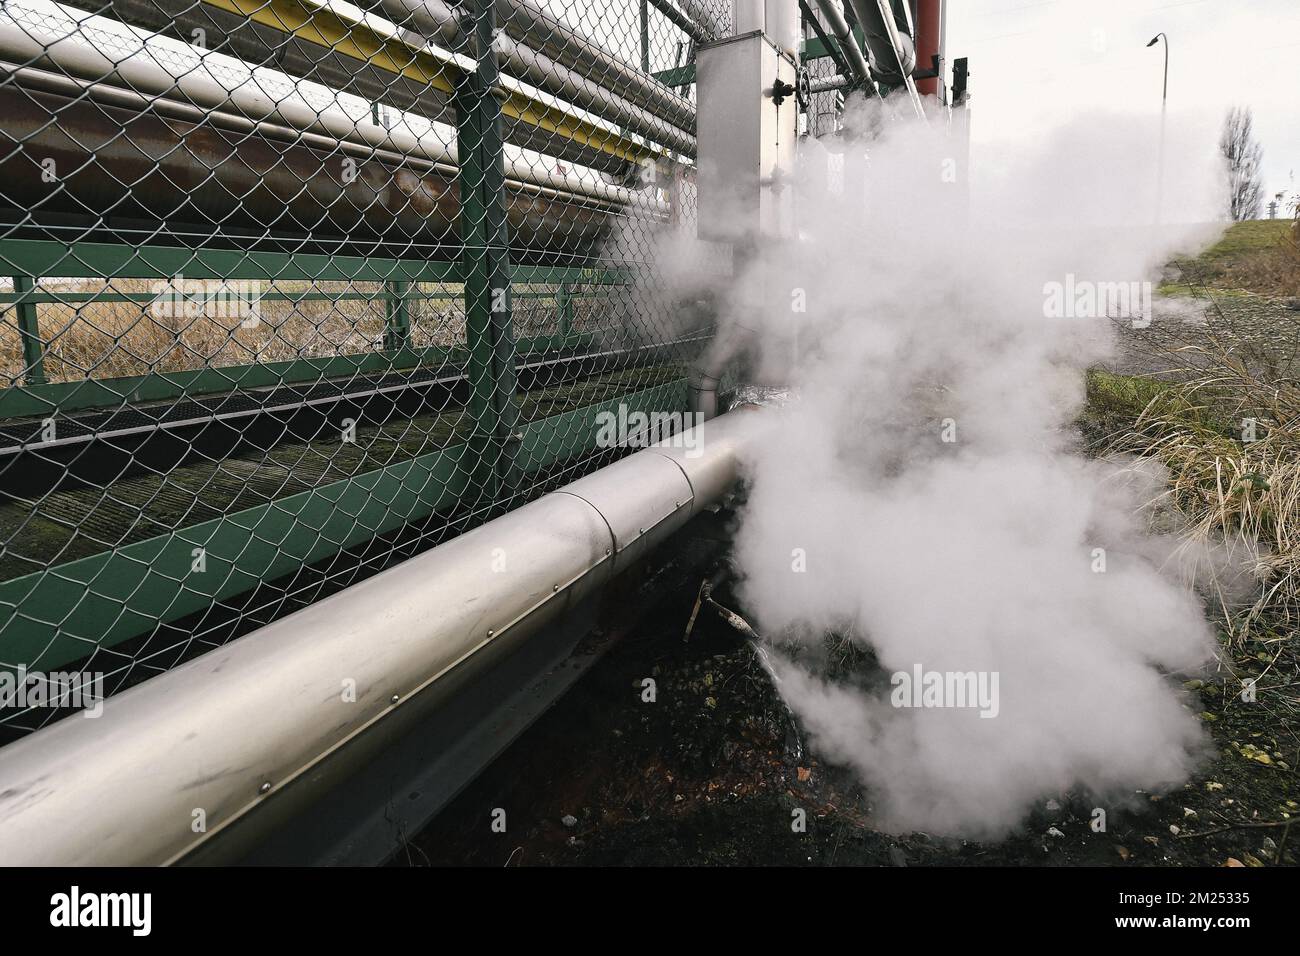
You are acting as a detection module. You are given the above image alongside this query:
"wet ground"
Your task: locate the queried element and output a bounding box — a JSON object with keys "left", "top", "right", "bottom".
{"left": 401, "top": 518, "right": 1299, "bottom": 867}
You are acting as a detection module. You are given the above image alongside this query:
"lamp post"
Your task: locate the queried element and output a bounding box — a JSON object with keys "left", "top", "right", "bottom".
{"left": 1147, "top": 33, "right": 1168, "bottom": 225}
{"left": 1147, "top": 33, "right": 1168, "bottom": 106}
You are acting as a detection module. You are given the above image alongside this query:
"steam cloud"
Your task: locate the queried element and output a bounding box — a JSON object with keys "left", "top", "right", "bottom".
{"left": 700, "top": 98, "right": 1237, "bottom": 837}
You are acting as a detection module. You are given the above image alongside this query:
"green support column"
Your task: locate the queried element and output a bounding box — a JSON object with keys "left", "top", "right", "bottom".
{"left": 12, "top": 275, "right": 46, "bottom": 385}
{"left": 382, "top": 279, "right": 411, "bottom": 352}
{"left": 455, "top": 0, "right": 520, "bottom": 508}
{"left": 557, "top": 282, "right": 573, "bottom": 337}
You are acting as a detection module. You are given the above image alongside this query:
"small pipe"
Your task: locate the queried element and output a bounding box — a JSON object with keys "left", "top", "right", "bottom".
{"left": 809, "top": 73, "right": 851, "bottom": 93}
{"left": 647, "top": 0, "right": 725, "bottom": 44}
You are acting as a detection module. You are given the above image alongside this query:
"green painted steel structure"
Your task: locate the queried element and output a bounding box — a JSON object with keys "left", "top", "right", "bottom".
{"left": 0, "top": 0, "right": 719, "bottom": 719}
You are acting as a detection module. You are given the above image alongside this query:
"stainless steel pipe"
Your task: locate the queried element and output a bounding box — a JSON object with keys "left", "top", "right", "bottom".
{"left": 378, "top": 0, "right": 697, "bottom": 154}
{"left": 0, "top": 407, "right": 767, "bottom": 865}
{"left": 810, "top": 0, "right": 873, "bottom": 90}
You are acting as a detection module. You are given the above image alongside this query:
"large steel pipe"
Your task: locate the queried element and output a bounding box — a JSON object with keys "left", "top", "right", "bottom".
{"left": 0, "top": 88, "right": 623, "bottom": 258}
{"left": 494, "top": 0, "right": 697, "bottom": 132}
{"left": 0, "top": 0, "right": 661, "bottom": 206}
{"left": 811, "top": 0, "right": 873, "bottom": 90}
{"left": 375, "top": 0, "right": 696, "bottom": 155}
{"left": 0, "top": 407, "right": 768, "bottom": 865}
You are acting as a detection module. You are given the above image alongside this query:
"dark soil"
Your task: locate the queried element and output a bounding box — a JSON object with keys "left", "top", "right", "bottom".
{"left": 400, "top": 543, "right": 1299, "bottom": 867}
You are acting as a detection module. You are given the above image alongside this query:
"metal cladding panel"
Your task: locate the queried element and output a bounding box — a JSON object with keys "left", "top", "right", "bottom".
{"left": 695, "top": 31, "right": 797, "bottom": 243}
{"left": 558, "top": 451, "right": 696, "bottom": 567}
{"left": 650, "top": 404, "right": 765, "bottom": 510}
{"left": 0, "top": 492, "right": 615, "bottom": 866}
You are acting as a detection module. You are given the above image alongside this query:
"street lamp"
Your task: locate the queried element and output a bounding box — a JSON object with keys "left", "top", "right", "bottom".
{"left": 1146, "top": 33, "right": 1168, "bottom": 107}
{"left": 1147, "top": 33, "right": 1168, "bottom": 225}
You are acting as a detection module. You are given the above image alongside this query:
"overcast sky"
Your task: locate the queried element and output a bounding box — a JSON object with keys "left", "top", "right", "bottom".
{"left": 947, "top": 0, "right": 1300, "bottom": 213}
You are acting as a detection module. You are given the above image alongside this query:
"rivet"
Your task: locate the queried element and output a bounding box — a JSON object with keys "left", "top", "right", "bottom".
{"left": 259, "top": 781, "right": 271, "bottom": 795}
{"left": 390, "top": 694, "right": 400, "bottom": 704}
{"left": 605, "top": 548, "right": 611, "bottom": 556}
{"left": 552, "top": 584, "right": 559, "bottom": 592}
{"left": 487, "top": 629, "right": 495, "bottom": 637}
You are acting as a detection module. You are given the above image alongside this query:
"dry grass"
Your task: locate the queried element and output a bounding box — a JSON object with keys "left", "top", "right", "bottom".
{"left": 1113, "top": 337, "right": 1300, "bottom": 641}
{"left": 0, "top": 279, "right": 620, "bottom": 387}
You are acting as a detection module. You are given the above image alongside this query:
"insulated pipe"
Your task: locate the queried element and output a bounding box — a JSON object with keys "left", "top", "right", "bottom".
{"left": 494, "top": 0, "right": 697, "bottom": 131}
{"left": 810, "top": 0, "right": 872, "bottom": 90}
{"left": 0, "top": 407, "right": 768, "bottom": 866}
{"left": 0, "top": 1, "right": 662, "bottom": 207}
{"left": 376, "top": 0, "right": 697, "bottom": 154}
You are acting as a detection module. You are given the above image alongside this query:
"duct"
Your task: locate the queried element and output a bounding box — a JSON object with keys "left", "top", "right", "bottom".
{"left": 810, "top": 0, "right": 873, "bottom": 90}
{"left": 0, "top": 88, "right": 628, "bottom": 258}
{"left": 0, "top": 2, "right": 662, "bottom": 208}
{"left": 0, "top": 406, "right": 768, "bottom": 866}
{"left": 494, "top": 0, "right": 697, "bottom": 132}
{"left": 375, "top": 0, "right": 697, "bottom": 155}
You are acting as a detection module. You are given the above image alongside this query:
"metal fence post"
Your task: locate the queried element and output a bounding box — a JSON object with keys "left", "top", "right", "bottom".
{"left": 640, "top": 0, "right": 651, "bottom": 72}
{"left": 456, "top": 0, "right": 520, "bottom": 506}
{"left": 12, "top": 275, "right": 46, "bottom": 385}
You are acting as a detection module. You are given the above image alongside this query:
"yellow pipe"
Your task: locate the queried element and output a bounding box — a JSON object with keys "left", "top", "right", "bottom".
{"left": 202, "top": 0, "right": 654, "bottom": 164}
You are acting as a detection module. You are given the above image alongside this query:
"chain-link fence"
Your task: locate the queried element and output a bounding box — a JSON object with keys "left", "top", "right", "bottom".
{"left": 0, "top": 0, "right": 739, "bottom": 736}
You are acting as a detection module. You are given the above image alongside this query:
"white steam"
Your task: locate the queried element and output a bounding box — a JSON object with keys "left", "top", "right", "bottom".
{"left": 704, "top": 98, "right": 1235, "bottom": 837}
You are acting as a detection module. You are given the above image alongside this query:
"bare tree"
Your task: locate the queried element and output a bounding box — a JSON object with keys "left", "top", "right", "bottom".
{"left": 1221, "top": 106, "right": 1265, "bottom": 221}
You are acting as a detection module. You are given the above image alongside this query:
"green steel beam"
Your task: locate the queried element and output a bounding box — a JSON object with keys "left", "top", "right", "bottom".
{"left": 0, "top": 239, "right": 463, "bottom": 284}
{"left": 0, "top": 332, "right": 599, "bottom": 420}
{"left": 650, "top": 30, "right": 868, "bottom": 88}
{"left": 0, "top": 378, "right": 688, "bottom": 671}
{"left": 0, "top": 236, "right": 630, "bottom": 418}
{"left": 0, "top": 238, "right": 633, "bottom": 286}
{"left": 652, "top": 65, "right": 695, "bottom": 87}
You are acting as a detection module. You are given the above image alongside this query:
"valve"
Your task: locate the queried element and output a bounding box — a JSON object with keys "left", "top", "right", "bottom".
{"left": 771, "top": 77, "right": 797, "bottom": 107}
